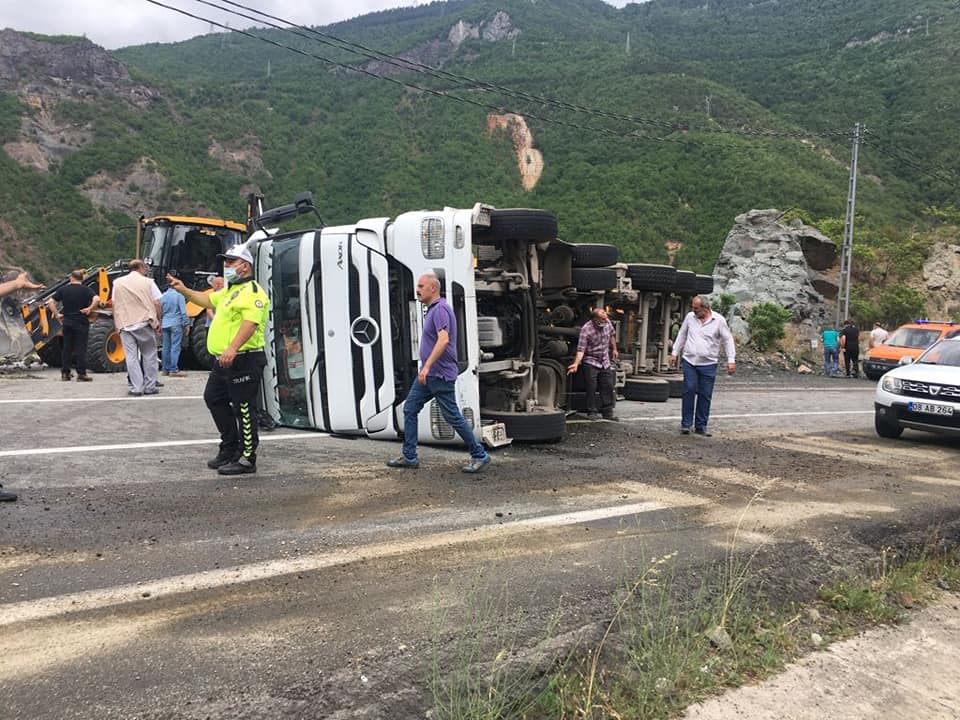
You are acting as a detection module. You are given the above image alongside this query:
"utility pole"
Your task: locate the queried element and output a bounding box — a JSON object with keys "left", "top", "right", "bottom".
{"left": 836, "top": 122, "right": 863, "bottom": 326}
{"left": 625, "top": 31, "right": 630, "bottom": 55}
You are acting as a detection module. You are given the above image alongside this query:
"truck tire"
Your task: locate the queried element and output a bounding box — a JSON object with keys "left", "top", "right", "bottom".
{"left": 37, "top": 337, "right": 63, "bottom": 367}
{"left": 570, "top": 243, "right": 619, "bottom": 268}
{"left": 481, "top": 408, "right": 566, "bottom": 443}
{"left": 87, "top": 318, "right": 126, "bottom": 373}
{"left": 473, "top": 209, "right": 558, "bottom": 244}
{"left": 623, "top": 377, "right": 669, "bottom": 402}
{"left": 188, "top": 315, "right": 214, "bottom": 370}
{"left": 696, "top": 274, "right": 715, "bottom": 295}
{"left": 674, "top": 270, "right": 698, "bottom": 296}
{"left": 626, "top": 264, "right": 677, "bottom": 292}
{"left": 658, "top": 372, "right": 684, "bottom": 398}
{"left": 572, "top": 267, "right": 618, "bottom": 291}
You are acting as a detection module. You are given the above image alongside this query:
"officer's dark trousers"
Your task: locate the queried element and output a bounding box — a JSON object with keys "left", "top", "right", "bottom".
{"left": 204, "top": 350, "right": 267, "bottom": 463}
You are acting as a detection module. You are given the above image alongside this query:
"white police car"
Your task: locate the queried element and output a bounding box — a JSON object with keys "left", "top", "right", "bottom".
{"left": 874, "top": 332, "right": 960, "bottom": 439}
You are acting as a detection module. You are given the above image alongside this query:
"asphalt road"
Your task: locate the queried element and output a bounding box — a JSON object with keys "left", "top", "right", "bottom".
{"left": 1, "top": 367, "right": 958, "bottom": 719}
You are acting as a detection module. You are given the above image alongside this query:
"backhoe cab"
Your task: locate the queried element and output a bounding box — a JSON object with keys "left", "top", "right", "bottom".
{"left": 22, "top": 214, "right": 246, "bottom": 372}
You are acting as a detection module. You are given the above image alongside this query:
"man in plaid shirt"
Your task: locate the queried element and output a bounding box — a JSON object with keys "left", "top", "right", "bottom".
{"left": 568, "top": 307, "right": 619, "bottom": 421}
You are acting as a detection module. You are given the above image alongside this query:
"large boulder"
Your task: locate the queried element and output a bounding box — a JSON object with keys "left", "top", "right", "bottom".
{"left": 713, "top": 210, "right": 839, "bottom": 343}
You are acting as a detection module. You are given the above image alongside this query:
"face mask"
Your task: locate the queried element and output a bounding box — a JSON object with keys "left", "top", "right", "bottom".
{"left": 223, "top": 267, "right": 239, "bottom": 285}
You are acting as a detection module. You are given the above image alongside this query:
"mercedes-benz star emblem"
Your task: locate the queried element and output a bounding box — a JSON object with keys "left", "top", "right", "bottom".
{"left": 350, "top": 317, "right": 380, "bottom": 347}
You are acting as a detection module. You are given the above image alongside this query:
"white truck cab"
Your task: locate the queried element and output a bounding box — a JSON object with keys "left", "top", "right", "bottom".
{"left": 251, "top": 200, "right": 567, "bottom": 446}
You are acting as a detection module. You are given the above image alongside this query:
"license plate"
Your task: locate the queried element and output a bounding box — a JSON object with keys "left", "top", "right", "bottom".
{"left": 908, "top": 402, "right": 955, "bottom": 416}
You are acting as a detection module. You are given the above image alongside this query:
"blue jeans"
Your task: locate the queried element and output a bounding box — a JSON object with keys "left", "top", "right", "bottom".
{"left": 681, "top": 359, "right": 717, "bottom": 431}
{"left": 161, "top": 326, "right": 184, "bottom": 373}
{"left": 401, "top": 376, "right": 487, "bottom": 462}
{"left": 823, "top": 347, "right": 839, "bottom": 376}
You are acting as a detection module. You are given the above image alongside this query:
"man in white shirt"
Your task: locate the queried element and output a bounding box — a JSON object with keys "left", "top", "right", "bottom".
{"left": 669, "top": 295, "right": 736, "bottom": 437}
{"left": 869, "top": 322, "right": 889, "bottom": 349}
{"left": 112, "top": 259, "right": 162, "bottom": 396}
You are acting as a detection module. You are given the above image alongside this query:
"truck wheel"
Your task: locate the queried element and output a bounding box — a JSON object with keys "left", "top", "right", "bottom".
{"left": 696, "top": 274, "right": 715, "bottom": 295}
{"left": 481, "top": 408, "right": 566, "bottom": 443}
{"left": 473, "top": 209, "right": 558, "bottom": 244}
{"left": 189, "top": 315, "right": 214, "bottom": 370}
{"left": 37, "top": 337, "right": 63, "bottom": 367}
{"left": 674, "top": 270, "right": 698, "bottom": 296}
{"left": 87, "top": 318, "right": 126, "bottom": 373}
{"left": 623, "top": 377, "right": 670, "bottom": 402}
{"left": 626, "top": 263, "right": 677, "bottom": 292}
{"left": 570, "top": 243, "right": 619, "bottom": 268}
{"left": 657, "top": 372, "right": 684, "bottom": 398}
{"left": 874, "top": 409, "right": 903, "bottom": 439}
{"left": 572, "top": 267, "right": 618, "bottom": 291}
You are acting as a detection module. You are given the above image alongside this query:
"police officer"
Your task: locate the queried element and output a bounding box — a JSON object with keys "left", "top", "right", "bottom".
{"left": 167, "top": 246, "right": 270, "bottom": 475}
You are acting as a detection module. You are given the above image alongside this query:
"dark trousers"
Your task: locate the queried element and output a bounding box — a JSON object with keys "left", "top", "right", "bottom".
{"left": 681, "top": 359, "right": 718, "bottom": 431}
{"left": 583, "top": 363, "right": 616, "bottom": 415}
{"left": 844, "top": 348, "right": 860, "bottom": 377}
{"left": 204, "top": 351, "right": 266, "bottom": 462}
{"left": 61, "top": 322, "right": 90, "bottom": 376}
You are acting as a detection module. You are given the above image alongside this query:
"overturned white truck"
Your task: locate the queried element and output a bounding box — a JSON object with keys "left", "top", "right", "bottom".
{"left": 249, "top": 199, "right": 569, "bottom": 445}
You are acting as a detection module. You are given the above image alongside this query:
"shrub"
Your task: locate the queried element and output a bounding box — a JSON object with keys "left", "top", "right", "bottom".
{"left": 714, "top": 292, "right": 736, "bottom": 319}
{"left": 746, "top": 302, "right": 793, "bottom": 351}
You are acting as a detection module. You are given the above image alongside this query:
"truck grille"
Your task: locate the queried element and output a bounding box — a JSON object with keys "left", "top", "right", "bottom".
{"left": 430, "top": 402, "right": 475, "bottom": 439}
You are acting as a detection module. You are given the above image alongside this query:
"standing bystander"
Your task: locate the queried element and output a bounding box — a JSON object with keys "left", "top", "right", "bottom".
{"left": 821, "top": 324, "right": 841, "bottom": 377}
{"left": 46, "top": 270, "right": 100, "bottom": 381}
{"left": 840, "top": 319, "right": 861, "bottom": 378}
{"left": 669, "top": 295, "right": 736, "bottom": 437}
{"left": 166, "top": 247, "right": 270, "bottom": 475}
{"left": 567, "top": 307, "right": 620, "bottom": 421}
{"left": 111, "top": 259, "right": 162, "bottom": 396}
{"left": 386, "top": 274, "right": 491, "bottom": 473}
{"left": 869, "top": 321, "right": 889, "bottom": 349}
{"left": 160, "top": 275, "right": 190, "bottom": 377}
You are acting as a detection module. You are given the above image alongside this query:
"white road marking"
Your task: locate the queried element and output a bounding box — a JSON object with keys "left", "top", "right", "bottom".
{"left": 623, "top": 410, "right": 875, "bottom": 423}
{"left": 0, "top": 395, "right": 203, "bottom": 404}
{"left": 0, "top": 433, "right": 328, "bottom": 458}
{"left": 0, "top": 501, "right": 669, "bottom": 626}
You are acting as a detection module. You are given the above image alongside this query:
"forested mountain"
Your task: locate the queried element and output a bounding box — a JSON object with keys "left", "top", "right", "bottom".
{"left": 1, "top": 0, "right": 958, "bottom": 281}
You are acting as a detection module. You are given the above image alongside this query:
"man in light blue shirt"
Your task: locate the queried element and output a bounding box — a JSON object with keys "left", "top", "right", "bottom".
{"left": 160, "top": 279, "right": 191, "bottom": 376}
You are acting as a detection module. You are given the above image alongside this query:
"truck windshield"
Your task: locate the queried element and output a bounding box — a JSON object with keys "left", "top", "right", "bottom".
{"left": 269, "top": 237, "right": 311, "bottom": 428}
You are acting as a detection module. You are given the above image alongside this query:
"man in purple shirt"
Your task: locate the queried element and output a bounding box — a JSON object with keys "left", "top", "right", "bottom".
{"left": 386, "top": 274, "right": 491, "bottom": 473}
{"left": 568, "top": 307, "right": 620, "bottom": 421}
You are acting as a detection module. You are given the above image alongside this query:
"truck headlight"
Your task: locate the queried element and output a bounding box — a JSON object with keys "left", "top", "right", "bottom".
{"left": 421, "top": 218, "right": 444, "bottom": 259}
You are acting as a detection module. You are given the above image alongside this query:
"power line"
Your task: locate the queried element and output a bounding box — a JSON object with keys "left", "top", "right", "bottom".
{"left": 177, "top": 0, "right": 852, "bottom": 141}
{"left": 140, "top": 0, "right": 764, "bottom": 153}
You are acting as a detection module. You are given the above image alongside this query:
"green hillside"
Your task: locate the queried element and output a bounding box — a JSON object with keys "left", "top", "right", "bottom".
{"left": 1, "top": 0, "right": 957, "bottom": 281}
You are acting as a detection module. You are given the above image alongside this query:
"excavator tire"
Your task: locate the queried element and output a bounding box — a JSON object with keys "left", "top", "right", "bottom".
{"left": 189, "top": 315, "right": 214, "bottom": 370}
{"left": 86, "top": 317, "right": 126, "bottom": 373}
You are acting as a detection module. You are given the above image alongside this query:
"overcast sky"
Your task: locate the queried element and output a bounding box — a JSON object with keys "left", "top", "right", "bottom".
{"left": 1, "top": 0, "right": 634, "bottom": 50}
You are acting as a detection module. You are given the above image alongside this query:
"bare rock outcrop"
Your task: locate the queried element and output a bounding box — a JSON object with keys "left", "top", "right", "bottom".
{"left": 713, "top": 209, "right": 839, "bottom": 340}
{"left": 0, "top": 29, "right": 160, "bottom": 174}
{"left": 365, "top": 11, "right": 520, "bottom": 76}
{"left": 921, "top": 242, "right": 960, "bottom": 320}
